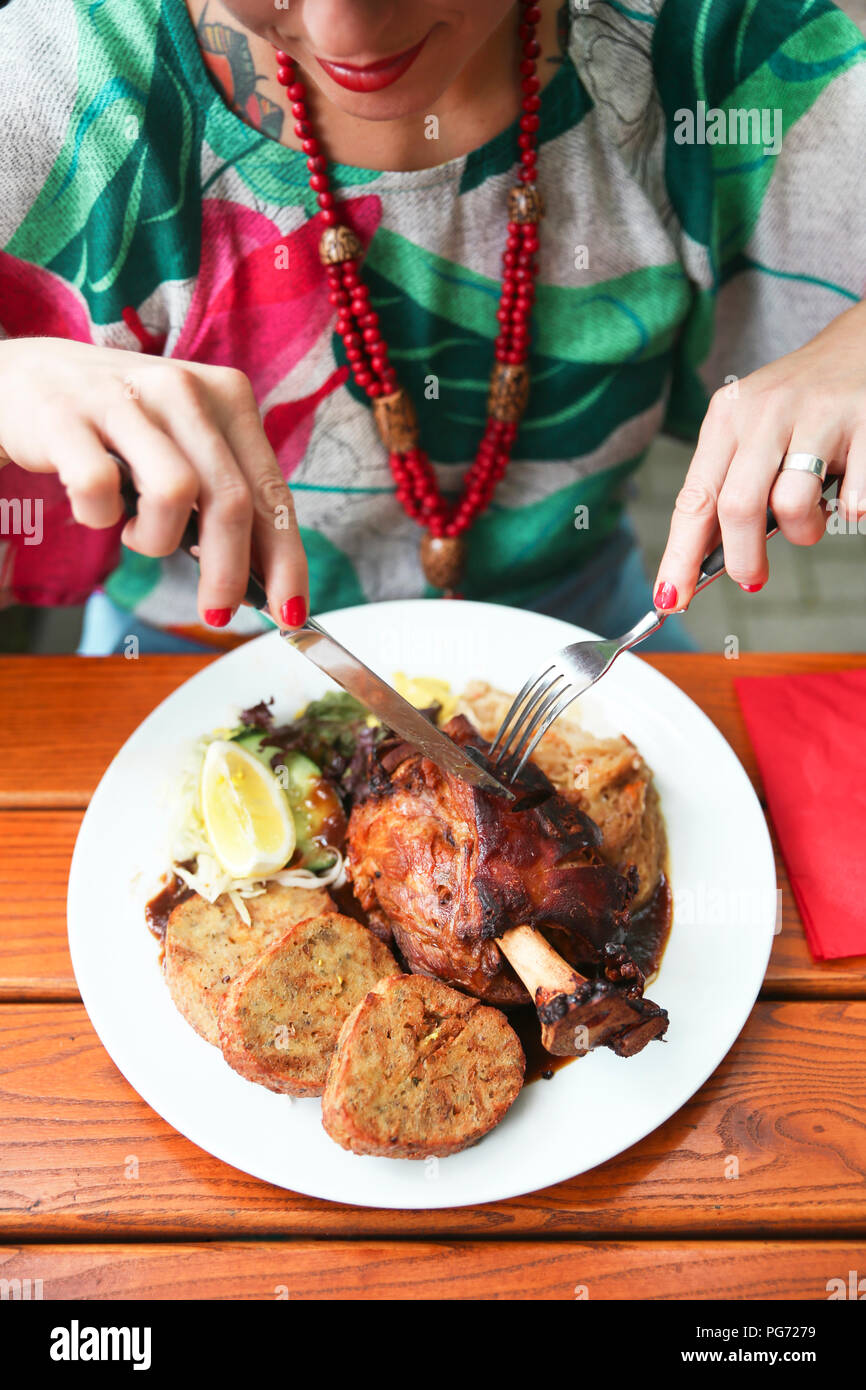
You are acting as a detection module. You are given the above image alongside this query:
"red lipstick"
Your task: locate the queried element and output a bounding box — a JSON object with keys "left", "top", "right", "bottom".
{"left": 315, "top": 36, "right": 428, "bottom": 92}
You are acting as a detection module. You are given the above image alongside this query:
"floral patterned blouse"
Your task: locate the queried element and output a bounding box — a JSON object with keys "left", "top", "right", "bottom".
{"left": 1, "top": 0, "right": 864, "bottom": 643}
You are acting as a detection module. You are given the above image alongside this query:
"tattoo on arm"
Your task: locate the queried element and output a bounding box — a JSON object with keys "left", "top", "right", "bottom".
{"left": 196, "top": 4, "right": 284, "bottom": 138}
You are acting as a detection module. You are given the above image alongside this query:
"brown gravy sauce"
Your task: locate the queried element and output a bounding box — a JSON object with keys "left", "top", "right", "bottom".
{"left": 145, "top": 871, "right": 194, "bottom": 943}
{"left": 627, "top": 871, "right": 673, "bottom": 981}
{"left": 511, "top": 1008, "right": 575, "bottom": 1084}
{"left": 331, "top": 881, "right": 372, "bottom": 925}
{"left": 304, "top": 780, "right": 347, "bottom": 851}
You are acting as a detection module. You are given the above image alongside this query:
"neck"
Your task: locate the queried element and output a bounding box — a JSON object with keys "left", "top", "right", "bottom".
{"left": 185, "top": 0, "right": 565, "bottom": 171}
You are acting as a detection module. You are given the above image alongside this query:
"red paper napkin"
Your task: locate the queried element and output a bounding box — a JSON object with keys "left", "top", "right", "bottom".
{"left": 734, "top": 668, "right": 866, "bottom": 961}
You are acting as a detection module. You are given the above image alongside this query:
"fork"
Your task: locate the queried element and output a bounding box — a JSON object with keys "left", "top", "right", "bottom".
{"left": 490, "top": 474, "right": 839, "bottom": 783}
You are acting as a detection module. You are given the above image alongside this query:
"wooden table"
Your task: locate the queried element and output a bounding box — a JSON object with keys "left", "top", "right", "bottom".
{"left": 1, "top": 652, "right": 864, "bottom": 1301}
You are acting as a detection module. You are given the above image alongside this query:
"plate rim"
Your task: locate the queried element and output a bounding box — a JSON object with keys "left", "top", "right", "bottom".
{"left": 67, "top": 598, "right": 777, "bottom": 1209}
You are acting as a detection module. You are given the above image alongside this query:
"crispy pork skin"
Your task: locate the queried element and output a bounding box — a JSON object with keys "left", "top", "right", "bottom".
{"left": 456, "top": 683, "right": 666, "bottom": 907}
{"left": 346, "top": 716, "right": 638, "bottom": 1006}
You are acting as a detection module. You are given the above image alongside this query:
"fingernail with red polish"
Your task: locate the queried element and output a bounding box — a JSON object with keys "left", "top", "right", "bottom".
{"left": 738, "top": 582, "right": 765, "bottom": 593}
{"left": 204, "top": 608, "right": 233, "bottom": 628}
{"left": 653, "top": 581, "right": 678, "bottom": 611}
{"left": 281, "top": 595, "right": 307, "bottom": 628}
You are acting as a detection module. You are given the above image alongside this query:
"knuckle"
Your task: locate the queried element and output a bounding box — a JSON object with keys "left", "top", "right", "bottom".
{"left": 155, "top": 477, "right": 198, "bottom": 511}
{"left": 134, "top": 530, "right": 176, "bottom": 560}
{"left": 169, "top": 365, "right": 208, "bottom": 412}
{"left": 70, "top": 464, "right": 117, "bottom": 503}
{"left": 674, "top": 481, "right": 717, "bottom": 521}
{"left": 216, "top": 366, "right": 256, "bottom": 410}
{"left": 213, "top": 474, "right": 253, "bottom": 526}
{"left": 717, "top": 488, "right": 757, "bottom": 526}
{"left": 256, "top": 472, "right": 293, "bottom": 520}
{"left": 72, "top": 480, "right": 107, "bottom": 506}
{"left": 705, "top": 387, "right": 736, "bottom": 426}
{"left": 769, "top": 493, "right": 805, "bottom": 526}
{"left": 70, "top": 485, "right": 119, "bottom": 529}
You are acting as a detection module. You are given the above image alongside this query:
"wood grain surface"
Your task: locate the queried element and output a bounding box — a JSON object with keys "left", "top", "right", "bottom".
{"left": 0, "top": 812, "right": 80, "bottom": 999}
{"left": 1, "top": 651, "right": 863, "bottom": 805}
{"left": 0, "top": 652, "right": 863, "bottom": 1299}
{"left": 0, "top": 657, "right": 211, "bottom": 808}
{"left": 2, "top": 1239, "right": 862, "bottom": 1300}
{"left": 0, "top": 655, "right": 863, "bottom": 1001}
{"left": 0, "top": 1000, "right": 863, "bottom": 1240}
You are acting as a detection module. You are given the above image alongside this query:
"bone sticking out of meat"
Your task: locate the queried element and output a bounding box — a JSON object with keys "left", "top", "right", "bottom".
{"left": 497, "top": 923, "right": 669, "bottom": 1058}
{"left": 346, "top": 714, "right": 670, "bottom": 1058}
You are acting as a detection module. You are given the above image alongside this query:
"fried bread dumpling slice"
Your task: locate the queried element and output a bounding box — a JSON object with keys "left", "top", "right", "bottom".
{"left": 322, "top": 974, "right": 525, "bottom": 1159}
{"left": 163, "top": 882, "right": 336, "bottom": 1045}
{"left": 218, "top": 913, "right": 399, "bottom": 1097}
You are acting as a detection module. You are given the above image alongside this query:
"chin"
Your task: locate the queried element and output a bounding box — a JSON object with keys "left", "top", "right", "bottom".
{"left": 313, "top": 82, "right": 448, "bottom": 123}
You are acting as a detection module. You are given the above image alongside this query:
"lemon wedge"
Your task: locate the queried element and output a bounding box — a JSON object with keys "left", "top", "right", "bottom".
{"left": 200, "top": 740, "right": 295, "bottom": 879}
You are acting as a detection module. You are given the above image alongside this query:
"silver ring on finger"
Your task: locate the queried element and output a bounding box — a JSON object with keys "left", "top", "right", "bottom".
{"left": 779, "top": 451, "right": 828, "bottom": 483}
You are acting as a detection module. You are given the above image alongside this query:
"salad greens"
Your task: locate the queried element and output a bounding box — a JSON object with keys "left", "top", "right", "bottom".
{"left": 236, "top": 691, "right": 391, "bottom": 807}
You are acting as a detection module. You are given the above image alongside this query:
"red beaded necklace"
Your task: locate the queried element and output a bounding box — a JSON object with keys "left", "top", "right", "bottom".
{"left": 275, "top": 0, "right": 543, "bottom": 593}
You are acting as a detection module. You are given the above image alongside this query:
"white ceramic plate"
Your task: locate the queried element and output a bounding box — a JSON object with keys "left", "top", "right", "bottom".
{"left": 68, "top": 599, "right": 776, "bottom": 1209}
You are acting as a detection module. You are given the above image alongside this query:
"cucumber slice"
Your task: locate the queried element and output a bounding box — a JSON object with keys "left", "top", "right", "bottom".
{"left": 232, "top": 729, "right": 276, "bottom": 766}
{"left": 232, "top": 733, "right": 344, "bottom": 870}
{"left": 279, "top": 751, "right": 345, "bottom": 870}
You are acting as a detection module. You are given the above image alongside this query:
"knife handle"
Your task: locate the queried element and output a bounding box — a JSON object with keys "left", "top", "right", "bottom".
{"left": 695, "top": 471, "right": 840, "bottom": 592}
{"left": 111, "top": 453, "right": 270, "bottom": 611}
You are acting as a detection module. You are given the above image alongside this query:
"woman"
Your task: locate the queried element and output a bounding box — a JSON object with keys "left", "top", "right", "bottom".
{"left": 0, "top": 0, "right": 863, "bottom": 653}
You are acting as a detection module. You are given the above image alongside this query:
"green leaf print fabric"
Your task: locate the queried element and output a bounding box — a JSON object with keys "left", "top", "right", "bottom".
{"left": 0, "top": 0, "right": 863, "bottom": 641}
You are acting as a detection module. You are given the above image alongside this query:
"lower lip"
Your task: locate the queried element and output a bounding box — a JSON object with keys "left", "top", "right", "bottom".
{"left": 315, "top": 37, "right": 427, "bottom": 93}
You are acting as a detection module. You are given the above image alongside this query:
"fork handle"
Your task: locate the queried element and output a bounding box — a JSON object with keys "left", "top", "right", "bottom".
{"left": 694, "top": 471, "right": 840, "bottom": 594}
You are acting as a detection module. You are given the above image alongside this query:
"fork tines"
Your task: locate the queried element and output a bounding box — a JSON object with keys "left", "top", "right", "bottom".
{"left": 489, "top": 665, "right": 578, "bottom": 784}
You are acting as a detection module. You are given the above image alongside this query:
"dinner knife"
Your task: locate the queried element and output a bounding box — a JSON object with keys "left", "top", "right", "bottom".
{"left": 283, "top": 617, "right": 513, "bottom": 797}
{"left": 113, "top": 457, "right": 514, "bottom": 800}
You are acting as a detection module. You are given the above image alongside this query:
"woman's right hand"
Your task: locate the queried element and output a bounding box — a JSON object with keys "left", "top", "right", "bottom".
{"left": 0, "top": 337, "right": 309, "bottom": 629}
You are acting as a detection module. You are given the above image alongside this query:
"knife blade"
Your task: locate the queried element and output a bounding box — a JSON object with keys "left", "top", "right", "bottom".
{"left": 285, "top": 618, "right": 514, "bottom": 799}
{"left": 111, "top": 455, "right": 513, "bottom": 800}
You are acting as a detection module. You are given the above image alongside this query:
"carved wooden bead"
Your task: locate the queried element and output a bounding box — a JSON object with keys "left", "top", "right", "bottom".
{"left": 508, "top": 183, "right": 544, "bottom": 224}
{"left": 318, "top": 225, "right": 363, "bottom": 265}
{"left": 488, "top": 362, "right": 530, "bottom": 423}
{"left": 420, "top": 533, "right": 466, "bottom": 591}
{"left": 372, "top": 388, "right": 419, "bottom": 454}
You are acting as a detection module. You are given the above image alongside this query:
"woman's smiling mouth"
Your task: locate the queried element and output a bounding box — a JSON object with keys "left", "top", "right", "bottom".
{"left": 314, "top": 35, "right": 430, "bottom": 93}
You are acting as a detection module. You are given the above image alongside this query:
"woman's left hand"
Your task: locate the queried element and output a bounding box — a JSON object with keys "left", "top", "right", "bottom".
{"left": 653, "top": 299, "right": 866, "bottom": 611}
